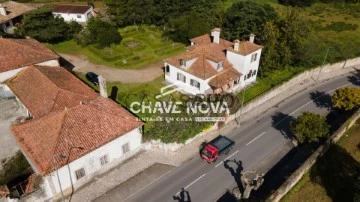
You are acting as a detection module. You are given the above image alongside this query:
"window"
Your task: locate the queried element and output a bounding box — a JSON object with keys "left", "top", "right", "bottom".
{"left": 247, "top": 70, "right": 252, "bottom": 79}
{"left": 165, "top": 65, "right": 170, "bottom": 74}
{"left": 190, "top": 79, "right": 200, "bottom": 89}
{"left": 251, "top": 53, "right": 258, "bottom": 62}
{"left": 180, "top": 59, "right": 186, "bottom": 67}
{"left": 177, "top": 73, "right": 186, "bottom": 83}
{"left": 217, "top": 62, "right": 223, "bottom": 70}
{"left": 5, "top": 21, "right": 10, "bottom": 27}
{"left": 252, "top": 70, "right": 257, "bottom": 76}
{"left": 75, "top": 168, "right": 86, "bottom": 180}
{"left": 122, "top": 143, "right": 130, "bottom": 154}
{"left": 244, "top": 74, "right": 247, "bottom": 81}
{"left": 77, "top": 15, "right": 81, "bottom": 18}
{"left": 100, "top": 155, "right": 109, "bottom": 166}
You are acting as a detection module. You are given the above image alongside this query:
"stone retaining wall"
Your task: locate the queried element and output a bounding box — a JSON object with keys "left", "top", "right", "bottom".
{"left": 266, "top": 109, "right": 360, "bottom": 202}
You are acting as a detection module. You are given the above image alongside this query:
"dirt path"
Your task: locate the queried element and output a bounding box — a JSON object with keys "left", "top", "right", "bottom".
{"left": 60, "top": 53, "right": 164, "bottom": 84}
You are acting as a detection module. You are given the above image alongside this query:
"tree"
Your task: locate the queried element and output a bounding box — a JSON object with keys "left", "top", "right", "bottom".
{"left": 164, "top": 12, "right": 211, "bottom": 44}
{"left": 223, "top": 1, "right": 277, "bottom": 43}
{"left": 104, "top": 0, "right": 155, "bottom": 27}
{"left": 278, "top": 0, "right": 316, "bottom": 7}
{"left": 76, "top": 18, "right": 122, "bottom": 48}
{"left": 260, "top": 21, "right": 281, "bottom": 75}
{"left": 291, "top": 112, "right": 330, "bottom": 143}
{"left": 332, "top": 87, "right": 360, "bottom": 111}
{"left": 354, "top": 176, "right": 360, "bottom": 202}
{"left": 16, "top": 8, "right": 81, "bottom": 43}
{"left": 276, "top": 9, "right": 311, "bottom": 66}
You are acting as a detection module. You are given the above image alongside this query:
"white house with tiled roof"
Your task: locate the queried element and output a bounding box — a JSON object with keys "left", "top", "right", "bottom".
{"left": 164, "top": 28, "right": 263, "bottom": 95}
{"left": 8, "top": 65, "right": 143, "bottom": 201}
{"left": 0, "top": 1, "right": 36, "bottom": 33}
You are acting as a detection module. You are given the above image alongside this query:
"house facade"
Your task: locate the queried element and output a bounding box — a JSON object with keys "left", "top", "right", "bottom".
{"left": 164, "top": 28, "right": 263, "bottom": 95}
{"left": 49, "top": 4, "right": 93, "bottom": 23}
{"left": 0, "top": 1, "right": 36, "bottom": 33}
{"left": 7, "top": 65, "right": 143, "bottom": 201}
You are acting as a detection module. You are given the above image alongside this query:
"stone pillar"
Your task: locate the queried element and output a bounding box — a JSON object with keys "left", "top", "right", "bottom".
{"left": 98, "top": 75, "right": 108, "bottom": 98}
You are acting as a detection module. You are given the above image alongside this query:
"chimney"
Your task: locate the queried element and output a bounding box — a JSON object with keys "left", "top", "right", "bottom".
{"left": 98, "top": 75, "right": 108, "bottom": 98}
{"left": 249, "top": 33, "right": 255, "bottom": 43}
{"left": 234, "top": 39, "right": 240, "bottom": 51}
{"left": 0, "top": 4, "right": 6, "bottom": 16}
{"left": 211, "top": 28, "right": 221, "bottom": 44}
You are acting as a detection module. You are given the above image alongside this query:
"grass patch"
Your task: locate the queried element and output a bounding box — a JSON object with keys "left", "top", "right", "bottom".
{"left": 237, "top": 67, "right": 306, "bottom": 103}
{"left": 281, "top": 120, "right": 360, "bottom": 202}
{"left": 46, "top": 25, "right": 186, "bottom": 69}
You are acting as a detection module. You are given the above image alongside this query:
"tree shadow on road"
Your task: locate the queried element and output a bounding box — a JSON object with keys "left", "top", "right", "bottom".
{"left": 309, "top": 144, "right": 360, "bottom": 202}
{"left": 224, "top": 159, "right": 244, "bottom": 193}
{"left": 309, "top": 91, "right": 333, "bottom": 110}
{"left": 271, "top": 112, "right": 296, "bottom": 139}
{"left": 347, "top": 68, "right": 360, "bottom": 86}
{"left": 173, "top": 188, "right": 191, "bottom": 202}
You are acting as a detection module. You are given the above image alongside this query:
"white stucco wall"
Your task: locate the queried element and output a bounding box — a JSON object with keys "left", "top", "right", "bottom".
{"left": 37, "top": 59, "right": 60, "bottom": 67}
{"left": 0, "top": 67, "right": 25, "bottom": 83}
{"left": 53, "top": 8, "right": 93, "bottom": 23}
{"left": 226, "top": 51, "right": 246, "bottom": 73}
{"left": 44, "top": 127, "right": 142, "bottom": 199}
{"left": 165, "top": 63, "right": 212, "bottom": 95}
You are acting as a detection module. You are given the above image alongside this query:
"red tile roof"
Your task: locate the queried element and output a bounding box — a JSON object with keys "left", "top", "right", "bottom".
{"left": 208, "top": 68, "right": 242, "bottom": 88}
{"left": 11, "top": 97, "right": 143, "bottom": 176}
{"left": 165, "top": 43, "right": 235, "bottom": 80}
{"left": 0, "top": 1, "right": 36, "bottom": 24}
{"left": 190, "top": 34, "right": 233, "bottom": 49}
{"left": 48, "top": 4, "right": 91, "bottom": 14}
{"left": 227, "top": 41, "right": 263, "bottom": 55}
{"left": 7, "top": 66, "right": 98, "bottom": 118}
{"left": 9, "top": 65, "right": 143, "bottom": 176}
{"left": 0, "top": 38, "right": 59, "bottom": 73}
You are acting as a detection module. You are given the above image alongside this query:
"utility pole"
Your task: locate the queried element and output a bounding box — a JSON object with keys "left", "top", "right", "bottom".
{"left": 236, "top": 82, "right": 252, "bottom": 126}
{"left": 52, "top": 154, "right": 66, "bottom": 202}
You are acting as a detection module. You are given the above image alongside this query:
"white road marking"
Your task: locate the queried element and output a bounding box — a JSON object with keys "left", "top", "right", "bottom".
{"left": 246, "top": 132, "right": 266, "bottom": 146}
{"left": 274, "top": 83, "right": 350, "bottom": 127}
{"left": 215, "top": 150, "right": 239, "bottom": 168}
{"left": 175, "top": 173, "right": 206, "bottom": 195}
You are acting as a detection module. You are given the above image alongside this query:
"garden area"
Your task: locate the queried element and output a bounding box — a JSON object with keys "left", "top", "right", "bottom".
{"left": 46, "top": 25, "right": 185, "bottom": 69}
{"left": 280, "top": 118, "right": 360, "bottom": 202}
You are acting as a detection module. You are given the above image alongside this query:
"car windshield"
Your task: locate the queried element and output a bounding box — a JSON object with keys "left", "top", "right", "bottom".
{"left": 202, "top": 148, "right": 213, "bottom": 158}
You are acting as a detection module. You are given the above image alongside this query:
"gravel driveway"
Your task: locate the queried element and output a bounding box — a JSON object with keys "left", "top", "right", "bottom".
{"left": 60, "top": 53, "right": 164, "bottom": 84}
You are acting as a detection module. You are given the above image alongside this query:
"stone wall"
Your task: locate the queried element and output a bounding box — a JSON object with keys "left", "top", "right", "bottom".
{"left": 266, "top": 109, "right": 360, "bottom": 202}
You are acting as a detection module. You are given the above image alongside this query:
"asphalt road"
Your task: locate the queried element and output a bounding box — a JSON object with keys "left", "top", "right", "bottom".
{"left": 124, "top": 71, "right": 359, "bottom": 202}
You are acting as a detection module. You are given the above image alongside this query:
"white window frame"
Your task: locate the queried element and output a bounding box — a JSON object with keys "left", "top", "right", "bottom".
{"left": 77, "top": 14, "right": 82, "bottom": 18}
{"left": 251, "top": 53, "right": 258, "bottom": 62}
{"left": 190, "top": 79, "right": 200, "bottom": 89}
{"left": 75, "top": 168, "right": 86, "bottom": 180}
{"left": 122, "top": 143, "right": 130, "bottom": 154}
{"left": 177, "top": 73, "right": 186, "bottom": 83}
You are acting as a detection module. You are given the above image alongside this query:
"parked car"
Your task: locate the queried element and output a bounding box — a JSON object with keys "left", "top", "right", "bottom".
{"left": 86, "top": 72, "right": 99, "bottom": 85}
{"left": 200, "top": 135, "right": 235, "bottom": 163}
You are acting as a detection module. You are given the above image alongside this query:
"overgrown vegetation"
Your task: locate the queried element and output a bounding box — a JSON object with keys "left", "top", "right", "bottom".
{"left": 281, "top": 119, "right": 360, "bottom": 202}
{"left": 16, "top": 8, "right": 82, "bottom": 43}
{"left": 0, "top": 151, "right": 33, "bottom": 185}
